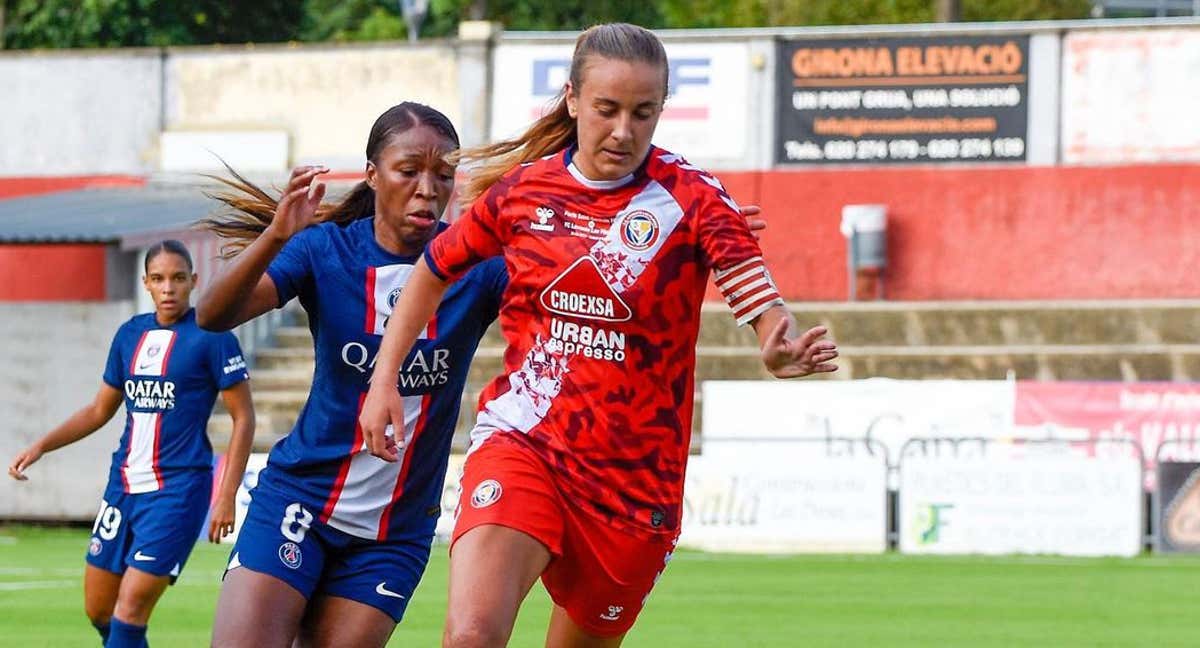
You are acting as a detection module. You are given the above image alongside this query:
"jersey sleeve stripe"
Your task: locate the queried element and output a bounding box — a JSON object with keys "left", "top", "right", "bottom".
{"left": 713, "top": 256, "right": 762, "bottom": 282}
{"left": 733, "top": 293, "right": 785, "bottom": 326}
{"left": 724, "top": 276, "right": 772, "bottom": 304}
{"left": 716, "top": 266, "right": 766, "bottom": 292}
{"left": 730, "top": 284, "right": 781, "bottom": 312}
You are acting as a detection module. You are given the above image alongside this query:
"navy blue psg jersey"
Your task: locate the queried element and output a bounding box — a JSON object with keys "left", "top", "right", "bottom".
{"left": 263, "top": 217, "right": 507, "bottom": 541}
{"left": 102, "top": 309, "right": 248, "bottom": 494}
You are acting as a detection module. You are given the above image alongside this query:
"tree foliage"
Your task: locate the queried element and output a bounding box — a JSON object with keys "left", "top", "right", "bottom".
{"left": 0, "top": 0, "right": 1097, "bottom": 49}
{"left": 2, "top": 0, "right": 303, "bottom": 49}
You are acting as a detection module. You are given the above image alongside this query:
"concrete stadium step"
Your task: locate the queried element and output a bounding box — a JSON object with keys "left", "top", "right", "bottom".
{"left": 292, "top": 299, "right": 1200, "bottom": 348}
{"left": 258, "top": 343, "right": 1200, "bottom": 382}
{"left": 697, "top": 300, "right": 1200, "bottom": 347}
{"left": 260, "top": 300, "right": 1200, "bottom": 452}
{"left": 248, "top": 367, "right": 314, "bottom": 390}
{"left": 273, "top": 326, "right": 313, "bottom": 349}
{"left": 207, "top": 413, "right": 285, "bottom": 453}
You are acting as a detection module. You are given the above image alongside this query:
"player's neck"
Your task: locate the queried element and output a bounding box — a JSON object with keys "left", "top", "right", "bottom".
{"left": 154, "top": 308, "right": 188, "bottom": 327}
{"left": 373, "top": 222, "right": 422, "bottom": 257}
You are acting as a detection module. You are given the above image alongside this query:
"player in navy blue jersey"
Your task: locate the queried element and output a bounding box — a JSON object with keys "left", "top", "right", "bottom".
{"left": 8, "top": 240, "right": 255, "bottom": 648}
{"left": 197, "top": 102, "right": 768, "bottom": 648}
{"left": 197, "top": 102, "right": 491, "bottom": 648}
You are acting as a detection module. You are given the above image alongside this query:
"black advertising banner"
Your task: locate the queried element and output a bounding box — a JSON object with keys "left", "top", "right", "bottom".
{"left": 1158, "top": 461, "right": 1200, "bottom": 553}
{"left": 775, "top": 35, "right": 1030, "bottom": 165}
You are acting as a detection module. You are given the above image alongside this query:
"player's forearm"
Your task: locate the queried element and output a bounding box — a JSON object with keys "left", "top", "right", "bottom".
{"left": 36, "top": 405, "right": 109, "bottom": 453}
{"left": 751, "top": 305, "right": 797, "bottom": 348}
{"left": 218, "top": 415, "right": 255, "bottom": 501}
{"left": 371, "top": 260, "right": 450, "bottom": 381}
{"left": 197, "top": 231, "right": 286, "bottom": 331}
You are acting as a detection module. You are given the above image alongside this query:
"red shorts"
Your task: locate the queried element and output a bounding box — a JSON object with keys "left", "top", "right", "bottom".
{"left": 451, "top": 437, "right": 677, "bottom": 637}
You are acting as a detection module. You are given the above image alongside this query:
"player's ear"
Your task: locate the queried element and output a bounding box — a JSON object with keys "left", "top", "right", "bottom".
{"left": 365, "top": 161, "right": 377, "bottom": 190}
{"left": 565, "top": 82, "right": 579, "bottom": 120}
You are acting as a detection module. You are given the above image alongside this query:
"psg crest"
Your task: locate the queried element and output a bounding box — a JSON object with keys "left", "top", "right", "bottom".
{"left": 278, "top": 542, "right": 303, "bottom": 569}
{"left": 619, "top": 210, "right": 660, "bottom": 251}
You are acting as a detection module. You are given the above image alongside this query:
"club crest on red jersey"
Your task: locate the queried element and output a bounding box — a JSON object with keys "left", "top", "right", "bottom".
{"left": 471, "top": 479, "right": 503, "bottom": 508}
{"left": 619, "top": 210, "right": 660, "bottom": 251}
{"left": 539, "top": 257, "right": 632, "bottom": 323}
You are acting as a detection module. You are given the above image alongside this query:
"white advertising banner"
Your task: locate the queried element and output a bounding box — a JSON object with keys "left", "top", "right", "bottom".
{"left": 212, "top": 452, "right": 269, "bottom": 544}
{"left": 898, "top": 445, "right": 1143, "bottom": 557}
{"left": 680, "top": 444, "right": 887, "bottom": 553}
{"left": 702, "top": 379, "right": 1015, "bottom": 465}
{"left": 1061, "top": 28, "right": 1200, "bottom": 164}
{"left": 490, "top": 43, "right": 750, "bottom": 164}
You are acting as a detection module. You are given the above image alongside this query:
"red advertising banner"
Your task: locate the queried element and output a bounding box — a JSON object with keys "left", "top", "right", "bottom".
{"left": 1015, "top": 382, "right": 1200, "bottom": 490}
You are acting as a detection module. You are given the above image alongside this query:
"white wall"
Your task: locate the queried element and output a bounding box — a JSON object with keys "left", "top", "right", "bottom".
{"left": 0, "top": 301, "right": 136, "bottom": 519}
{"left": 0, "top": 51, "right": 163, "bottom": 176}
{"left": 165, "top": 43, "right": 462, "bottom": 171}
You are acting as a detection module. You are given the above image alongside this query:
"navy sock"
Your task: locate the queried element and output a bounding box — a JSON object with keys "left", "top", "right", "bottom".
{"left": 92, "top": 621, "right": 111, "bottom": 644}
{"left": 107, "top": 617, "right": 148, "bottom": 648}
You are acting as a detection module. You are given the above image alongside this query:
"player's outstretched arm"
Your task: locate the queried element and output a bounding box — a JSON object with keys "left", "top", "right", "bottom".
{"left": 8, "top": 384, "right": 123, "bottom": 481}
{"left": 197, "top": 165, "right": 328, "bottom": 331}
{"left": 209, "top": 381, "right": 256, "bottom": 542}
{"left": 360, "top": 259, "right": 451, "bottom": 462}
{"left": 751, "top": 305, "right": 839, "bottom": 379}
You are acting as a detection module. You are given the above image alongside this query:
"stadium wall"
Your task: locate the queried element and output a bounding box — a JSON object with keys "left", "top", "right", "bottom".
{"left": 164, "top": 42, "right": 464, "bottom": 171}
{"left": 0, "top": 50, "right": 164, "bottom": 176}
{"left": 723, "top": 163, "right": 1200, "bottom": 301}
{"left": 0, "top": 301, "right": 135, "bottom": 520}
{"left": 0, "top": 245, "right": 109, "bottom": 300}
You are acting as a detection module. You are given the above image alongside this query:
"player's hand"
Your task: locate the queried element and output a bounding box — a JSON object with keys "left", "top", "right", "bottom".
{"left": 360, "top": 383, "right": 406, "bottom": 463}
{"left": 208, "top": 496, "right": 237, "bottom": 543}
{"left": 7, "top": 445, "right": 44, "bottom": 481}
{"left": 739, "top": 204, "right": 766, "bottom": 241}
{"left": 761, "top": 321, "right": 839, "bottom": 378}
{"left": 265, "top": 165, "right": 329, "bottom": 241}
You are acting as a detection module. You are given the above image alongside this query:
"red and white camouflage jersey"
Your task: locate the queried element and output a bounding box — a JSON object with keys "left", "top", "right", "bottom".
{"left": 425, "top": 146, "right": 783, "bottom": 536}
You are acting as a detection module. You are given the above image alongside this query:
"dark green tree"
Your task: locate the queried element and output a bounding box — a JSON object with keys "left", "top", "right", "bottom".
{"left": 657, "top": 0, "right": 1090, "bottom": 28}
{"left": 0, "top": 0, "right": 1098, "bottom": 49}
{"left": 2, "top": 0, "right": 302, "bottom": 49}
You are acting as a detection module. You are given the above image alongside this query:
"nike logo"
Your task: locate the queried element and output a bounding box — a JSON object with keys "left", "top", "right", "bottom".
{"left": 375, "top": 582, "right": 406, "bottom": 599}
{"left": 133, "top": 551, "right": 156, "bottom": 562}
{"left": 137, "top": 362, "right": 156, "bottom": 370}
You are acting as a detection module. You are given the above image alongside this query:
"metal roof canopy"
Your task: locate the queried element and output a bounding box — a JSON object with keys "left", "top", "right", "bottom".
{"left": 0, "top": 184, "right": 220, "bottom": 246}
{"left": 0, "top": 180, "right": 360, "bottom": 248}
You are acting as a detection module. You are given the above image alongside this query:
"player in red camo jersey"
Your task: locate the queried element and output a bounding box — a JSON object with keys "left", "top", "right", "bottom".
{"left": 361, "top": 23, "right": 838, "bottom": 647}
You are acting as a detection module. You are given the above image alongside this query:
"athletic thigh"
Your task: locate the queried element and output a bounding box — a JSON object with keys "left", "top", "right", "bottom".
{"left": 112, "top": 566, "right": 171, "bottom": 626}
{"left": 213, "top": 489, "right": 329, "bottom": 647}
{"left": 444, "top": 439, "right": 565, "bottom": 645}
{"left": 211, "top": 567, "right": 307, "bottom": 648}
{"left": 83, "top": 564, "right": 123, "bottom": 624}
{"left": 296, "top": 595, "right": 395, "bottom": 648}
{"left": 444, "top": 525, "right": 552, "bottom": 647}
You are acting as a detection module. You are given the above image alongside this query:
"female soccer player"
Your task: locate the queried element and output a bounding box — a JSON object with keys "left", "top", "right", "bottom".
{"left": 7, "top": 240, "right": 255, "bottom": 648}
{"left": 198, "top": 102, "right": 510, "bottom": 648}
{"left": 198, "top": 100, "right": 768, "bottom": 647}
{"left": 359, "top": 23, "right": 838, "bottom": 648}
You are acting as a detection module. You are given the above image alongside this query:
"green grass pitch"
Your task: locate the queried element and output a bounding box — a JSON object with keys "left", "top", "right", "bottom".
{"left": 2, "top": 525, "right": 1199, "bottom": 647}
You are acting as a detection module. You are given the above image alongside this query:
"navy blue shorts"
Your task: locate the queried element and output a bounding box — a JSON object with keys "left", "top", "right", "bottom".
{"left": 85, "top": 470, "right": 212, "bottom": 583}
{"left": 225, "top": 481, "right": 430, "bottom": 623}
